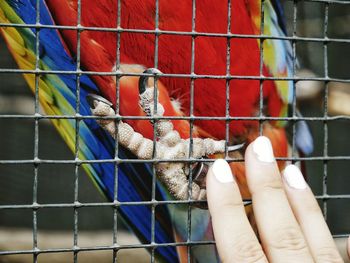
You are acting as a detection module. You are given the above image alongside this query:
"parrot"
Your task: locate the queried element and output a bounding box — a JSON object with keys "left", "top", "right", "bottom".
{"left": 0, "top": 0, "right": 313, "bottom": 262}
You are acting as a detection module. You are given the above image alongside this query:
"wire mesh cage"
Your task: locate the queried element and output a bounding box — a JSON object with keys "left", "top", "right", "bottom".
{"left": 0, "top": 0, "right": 349, "bottom": 262}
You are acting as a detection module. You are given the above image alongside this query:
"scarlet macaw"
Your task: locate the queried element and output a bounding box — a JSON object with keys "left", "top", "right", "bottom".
{"left": 0, "top": 0, "right": 312, "bottom": 262}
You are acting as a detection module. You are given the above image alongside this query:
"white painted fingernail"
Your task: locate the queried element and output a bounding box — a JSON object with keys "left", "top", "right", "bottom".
{"left": 252, "top": 136, "right": 275, "bottom": 162}
{"left": 283, "top": 164, "right": 307, "bottom": 190}
{"left": 212, "top": 159, "right": 234, "bottom": 183}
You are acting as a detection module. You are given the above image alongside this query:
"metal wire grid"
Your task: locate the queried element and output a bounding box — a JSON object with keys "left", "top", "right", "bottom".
{"left": 0, "top": 0, "right": 349, "bottom": 262}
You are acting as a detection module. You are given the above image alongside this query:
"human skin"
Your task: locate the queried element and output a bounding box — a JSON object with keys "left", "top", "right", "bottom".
{"left": 206, "top": 136, "right": 348, "bottom": 263}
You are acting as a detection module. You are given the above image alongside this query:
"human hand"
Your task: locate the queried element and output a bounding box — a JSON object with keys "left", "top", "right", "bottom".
{"left": 206, "top": 136, "right": 349, "bottom": 263}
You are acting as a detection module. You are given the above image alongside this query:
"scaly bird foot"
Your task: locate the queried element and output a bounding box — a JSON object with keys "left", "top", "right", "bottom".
{"left": 87, "top": 68, "right": 244, "bottom": 208}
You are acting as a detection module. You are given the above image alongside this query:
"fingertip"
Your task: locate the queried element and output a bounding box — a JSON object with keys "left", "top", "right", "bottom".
{"left": 244, "top": 136, "right": 280, "bottom": 192}
{"left": 206, "top": 159, "right": 236, "bottom": 196}
{"left": 206, "top": 159, "right": 241, "bottom": 213}
{"left": 282, "top": 164, "right": 307, "bottom": 190}
{"left": 244, "top": 136, "right": 276, "bottom": 170}
{"left": 251, "top": 136, "right": 275, "bottom": 163}
{"left": 212, "top": 159, "right": 234, "bottom": 183}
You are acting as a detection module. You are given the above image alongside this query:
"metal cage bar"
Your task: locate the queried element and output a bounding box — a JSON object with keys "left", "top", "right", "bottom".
{"left": 112, "top": 1, "right": 122, "bottom": 261}
{"left": 72, "top": 0, "right": 82, "bottom": 262}
{"left": 322, "top": 0, "right": 330, "bottom": 223}
{"left": 32, "top": 1, "right": 41, "bottom": 262}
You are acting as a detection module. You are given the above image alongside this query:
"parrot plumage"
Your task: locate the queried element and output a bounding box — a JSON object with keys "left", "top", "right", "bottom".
{"left": 0, "top": 0, "right": 313, "bottom": 262}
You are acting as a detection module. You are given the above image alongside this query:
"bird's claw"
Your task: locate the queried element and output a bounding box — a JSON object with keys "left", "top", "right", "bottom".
{"left": 87, "top": 94, "right": 113, "bottom": 108}
{"left": 87, "top": 68, "right": 243, "bottom": 208}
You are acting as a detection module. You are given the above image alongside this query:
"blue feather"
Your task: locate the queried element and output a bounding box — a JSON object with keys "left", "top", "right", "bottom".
{"left": 295, "top": 110, "right": 314, "bottom": 155}
{"left": 3, "top": 0, "right": 178, "bottom": 261}
{"left": 270, "top": 0, "right": 287, "bottom": 35}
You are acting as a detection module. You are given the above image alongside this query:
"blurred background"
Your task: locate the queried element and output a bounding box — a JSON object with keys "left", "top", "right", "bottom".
{"left": 0, "top": 1, "right": 349, "bottom": 262}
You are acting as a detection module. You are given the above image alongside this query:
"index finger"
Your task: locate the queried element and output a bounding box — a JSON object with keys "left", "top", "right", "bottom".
{"left": 206, "top": 159, "right": 267, "bottom": 263}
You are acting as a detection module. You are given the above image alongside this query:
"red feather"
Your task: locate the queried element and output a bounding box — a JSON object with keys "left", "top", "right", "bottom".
{"left": 46, "top": 0, "right": 284, "bottom": 142}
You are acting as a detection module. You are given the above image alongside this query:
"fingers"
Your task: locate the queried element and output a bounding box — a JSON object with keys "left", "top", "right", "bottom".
{"left": 206, "top": 159, "right": 267, "bottom": 263}
{"left": 245, "top": 136, "right": 313, "bottom": 262}
{"left": 208, "top": 136, "right": 343, "bottom": 263}
{"left": 282, "top": 164, "right": 344, "bottom": 262}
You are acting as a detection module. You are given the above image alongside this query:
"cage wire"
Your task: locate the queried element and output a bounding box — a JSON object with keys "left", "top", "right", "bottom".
{"left": 0, "top": 0, "right": 349, "bottom": 262}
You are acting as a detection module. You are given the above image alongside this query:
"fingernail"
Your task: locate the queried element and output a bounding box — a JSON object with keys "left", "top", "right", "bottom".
{"left": 212, "top": 159, "right": 234, "bottom": 183}
{"left": 252, "top": 136, "right": 275, "bottom": 163}
{"left": 283, "top": 164, "right": 307, "bottom": 190}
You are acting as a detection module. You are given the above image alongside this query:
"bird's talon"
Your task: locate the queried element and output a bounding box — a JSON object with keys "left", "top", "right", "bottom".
{"left": 87, "top": 94, "right": 113, "bottom": 109}
{"left": 192, "top": 162, "right": 209, "bottom": 189}
{"left": 227, "top": 142, "right": 245, "bottom": 152}
{"left": 138, "top": 68, "right": 162, "bottom": 95}
{"left": 87, "top": 83, "right": 242, "bottom": 210}
{"left": 87, "top": 93, "right": 117, "bottom": 136}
